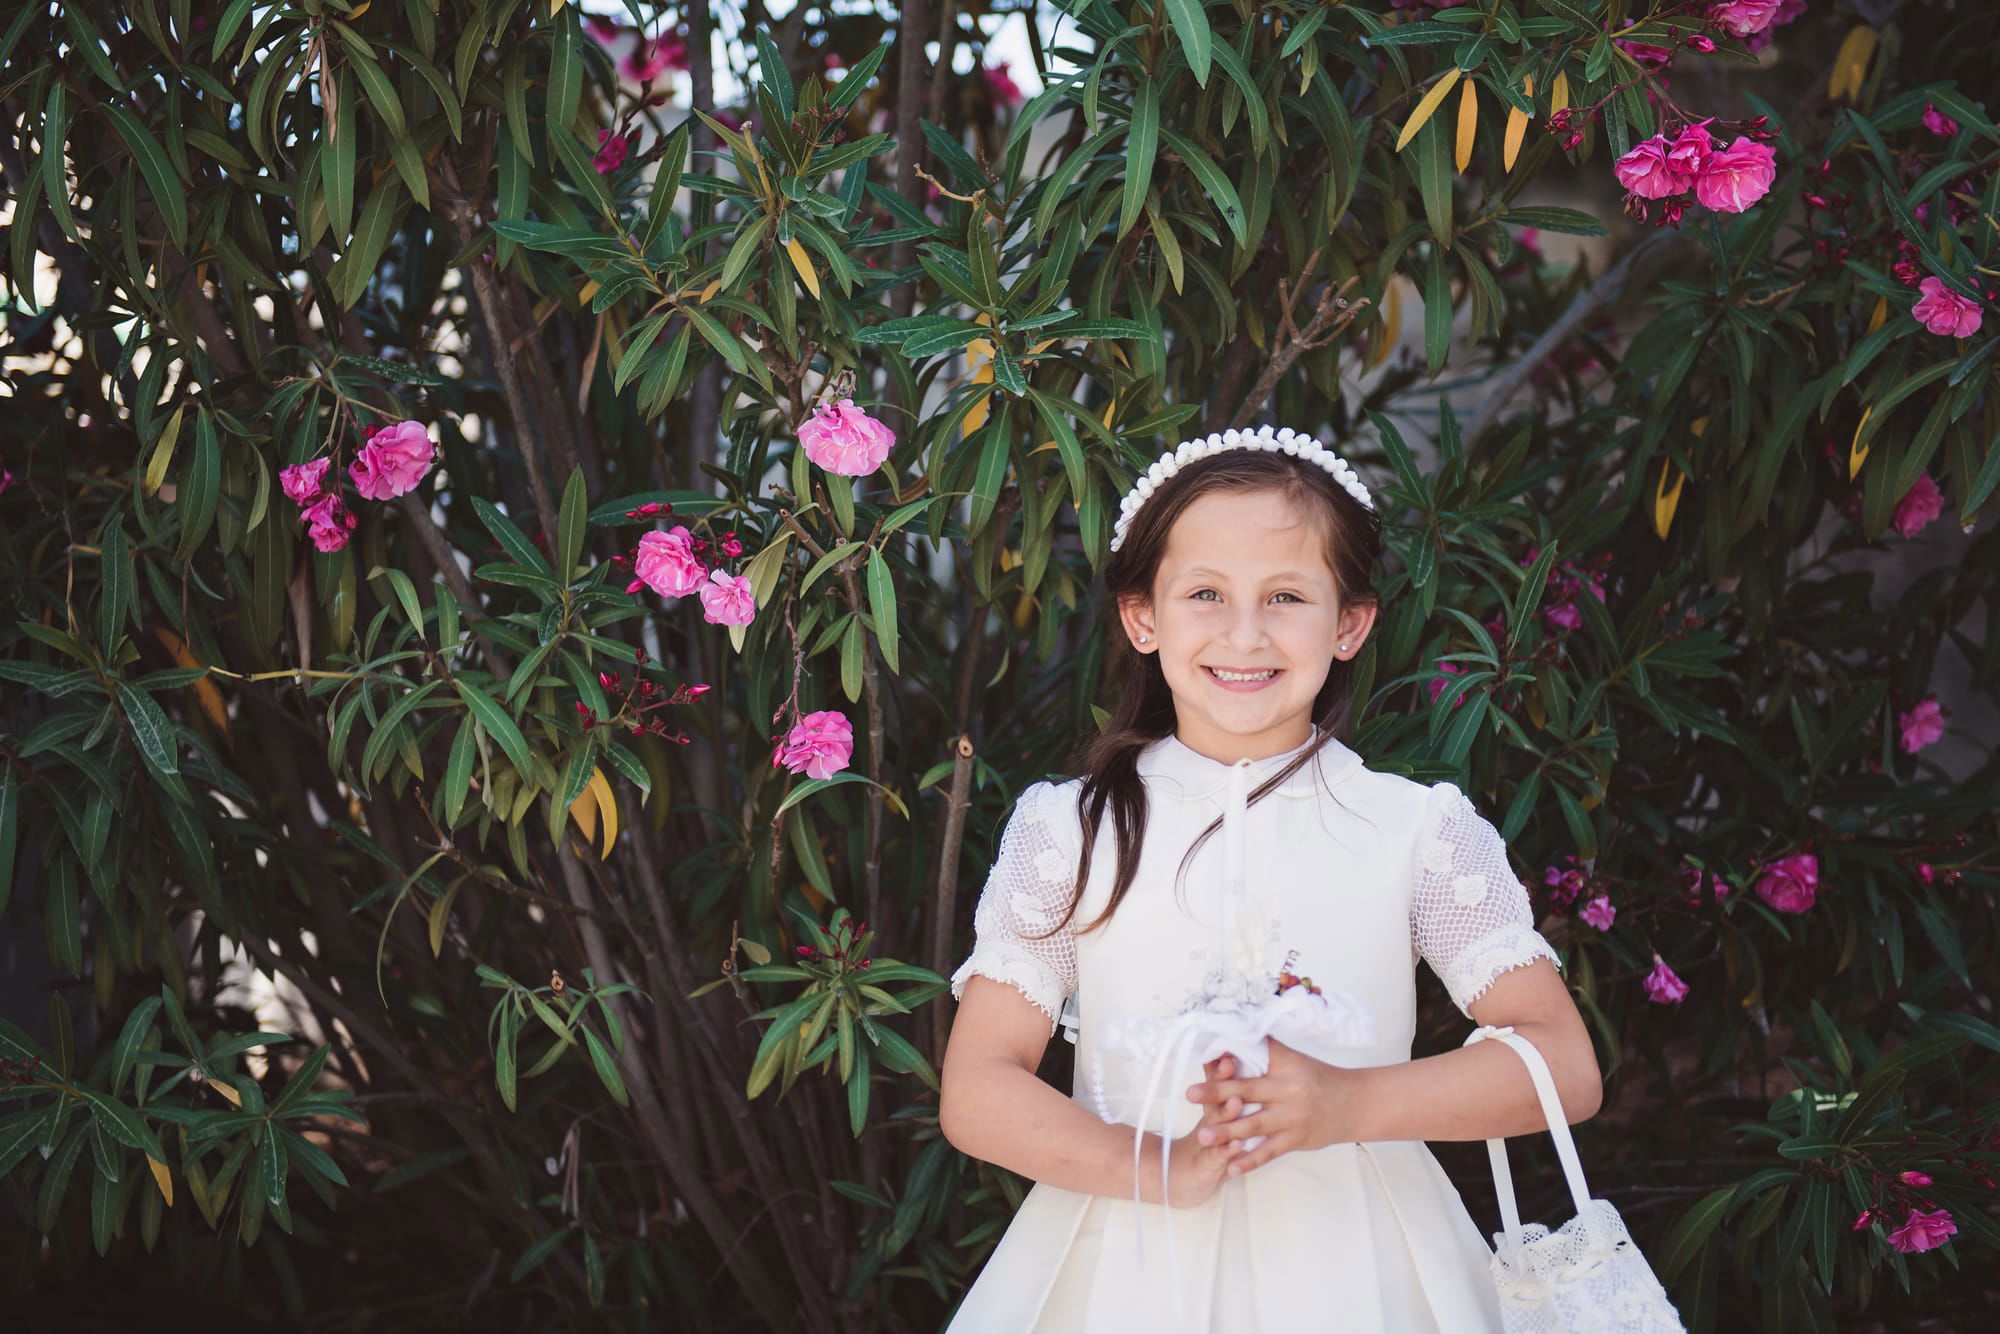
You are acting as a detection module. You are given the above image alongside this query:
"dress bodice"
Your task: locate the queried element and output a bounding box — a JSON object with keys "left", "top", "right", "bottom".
{"left": 950, "top": 730, "right": 1560, "bottom": 1134}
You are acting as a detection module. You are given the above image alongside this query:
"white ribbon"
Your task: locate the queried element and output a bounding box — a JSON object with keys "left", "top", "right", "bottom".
{"left": 1109, "top": 746, "right": 1376, "bottom": 1322}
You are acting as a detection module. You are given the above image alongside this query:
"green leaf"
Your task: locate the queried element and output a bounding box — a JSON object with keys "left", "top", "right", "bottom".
{"left": 116, "top": 682, "right": 179, "bottom": 778}
{"left": 104, "top": 104, "right": 186, "bottom": 247}
{"left": 555, "top": 466, "right": 588, "bottom": 581}
{"left": 1120, "top": 77, "right": 1161, "bottom": 240}
{"left": 583, "top": 1027, "right": 628, "bottom": 1106}
{"left": 81, "top": 1088, "right": 165, "bottom": 1161}
{"left": 1500, "top": 205, "right": 1608, "bottom": 236}
{"left": 454, "top": 681, "right": 535, "bottom": 776}
{"left": 111, "top": 997, "right": 163, "bottom": 1097}
{"left": 866, "top": 546, "right": 900, "bottom": 674}
{"left": 471, "top": 496, "right": 553, "bottom": 574}
{"left": 1158, "top": 127, "right": 1247, "bottom": 248}
{"left": 174, "top": 410, "right": 221, "bottom": 563}
{"left": 1656, "top": 1186, "right": 1735, "bottom": 1283}
{"left": 1164, "top": 0, "right": 1213, "bottom": 85}
{"left": 510, "top": 1225, "right": 574, "bottom": 1282}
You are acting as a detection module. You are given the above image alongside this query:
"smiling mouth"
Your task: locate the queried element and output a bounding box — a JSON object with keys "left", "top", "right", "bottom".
{"left": 1205, "top": 667, "right": 1281, "bottom": 683}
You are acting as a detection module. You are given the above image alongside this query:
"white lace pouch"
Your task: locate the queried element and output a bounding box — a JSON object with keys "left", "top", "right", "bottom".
{"left": 1462, "top": 1025, "right": 1686, "bottom": 1334}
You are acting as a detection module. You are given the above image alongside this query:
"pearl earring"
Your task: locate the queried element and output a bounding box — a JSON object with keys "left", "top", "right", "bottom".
{"left": 1338, "top": 643, "right": 1348, "bottom": 652}
{"left": 1137, "top": 635, "right": 1149, "bottom": 644}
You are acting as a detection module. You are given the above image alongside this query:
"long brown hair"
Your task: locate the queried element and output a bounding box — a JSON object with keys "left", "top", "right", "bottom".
{"left": 1051, "top": 446, "right": 1383, "bottom": 935}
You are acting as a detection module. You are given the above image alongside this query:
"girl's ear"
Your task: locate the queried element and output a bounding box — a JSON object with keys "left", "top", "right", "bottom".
{"left": 1334, "top": 601, "right": 1380, "bottom": 659}
{"left": 1117, "top": 592, "right": 1158, "bottom": 653}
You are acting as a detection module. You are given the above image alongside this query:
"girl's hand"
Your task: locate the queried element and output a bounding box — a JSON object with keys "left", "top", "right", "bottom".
{"left": 1184, "top": 1038, "right": 1357, "bottom": 1176}
{"left": 1161, "top": 1053, "right": 1247, "bottom": 1208}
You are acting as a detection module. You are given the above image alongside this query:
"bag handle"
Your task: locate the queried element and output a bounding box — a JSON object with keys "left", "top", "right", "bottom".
{"left": 1461, "top": 1024, "right": 1593, "bottom": 1241}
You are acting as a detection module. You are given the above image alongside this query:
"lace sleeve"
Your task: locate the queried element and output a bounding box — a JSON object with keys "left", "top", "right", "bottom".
{"left": 948, "top": 781, "right": 1081, "bottom": 1033}
{"left": 1411, "top": 781, "right": 1562, "bottom": 1016}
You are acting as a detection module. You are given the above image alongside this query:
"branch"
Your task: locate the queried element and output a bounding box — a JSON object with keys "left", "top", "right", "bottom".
{"left": 1229, "top": 257, "right": 1370, "bottom": 426}
{"left": 1463, "top": 230, "right": 1684, "bottom": 445}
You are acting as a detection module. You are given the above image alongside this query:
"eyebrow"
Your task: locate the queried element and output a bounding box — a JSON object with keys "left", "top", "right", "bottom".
{"left": 1176, "top": 566, "right": 1321, "bottom": 582}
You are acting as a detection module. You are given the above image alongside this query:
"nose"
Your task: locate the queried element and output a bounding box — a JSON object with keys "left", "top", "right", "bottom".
{"left": 1220, "top": 601, "right": 1271, "bottom": 652}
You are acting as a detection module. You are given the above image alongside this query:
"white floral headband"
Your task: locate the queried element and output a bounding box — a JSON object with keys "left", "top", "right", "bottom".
{"left": 1109, "top": 424, "right": 1376, "bottom": 553}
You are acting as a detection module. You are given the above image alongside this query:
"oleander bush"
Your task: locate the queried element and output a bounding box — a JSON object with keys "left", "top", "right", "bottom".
{"left": 2, "top": 2, "right": 1997, "bottom": 1330}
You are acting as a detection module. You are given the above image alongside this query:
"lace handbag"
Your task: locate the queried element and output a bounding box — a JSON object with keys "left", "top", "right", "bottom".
{"left": 1461, "top": 1024, "right": 1686, "bottom": 1334}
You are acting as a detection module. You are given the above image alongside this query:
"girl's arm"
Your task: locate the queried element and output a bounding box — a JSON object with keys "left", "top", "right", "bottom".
{"left": 940, "top": 976, "right": 1243, "bottom": 1204}
{"left": 1347, "top": 957, "right": 1600, "bottom": 1140}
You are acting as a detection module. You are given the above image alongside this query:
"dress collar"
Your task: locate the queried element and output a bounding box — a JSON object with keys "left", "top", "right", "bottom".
{"left": 1135, "top": 727, "right": 1360, "bottom": 802}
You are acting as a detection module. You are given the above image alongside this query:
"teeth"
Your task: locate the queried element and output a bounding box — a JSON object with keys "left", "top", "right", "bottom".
{"left": 1210, "top": 668, "right": 1277, "bottom": 682}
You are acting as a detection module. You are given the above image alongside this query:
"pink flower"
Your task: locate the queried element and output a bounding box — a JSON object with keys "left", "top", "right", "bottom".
{"left": 594, "top": 131, "right": 629, "bottom": 174}
{"left": 697, "top": 569, "right": 758, "bottom": 626}
{"left": 1614, "top": 136, "right": 1692, "bottom": 199}
{"left": 1666, "top": 123, "right": 1714, "bottom": 179}
{"left": 1898, "top": 696, "right": 1946, "bottom": 753}
{"left": 1892, "top": 474, "right": 1945, "bottom": 537}
{"left": 1901, "top": 1170, "right": 1934, "bottom": 1187}
{"left": 773, "top": 710, "right": 854, "bottom": 780}
{"left": 1922, "top": 103, "right": 1960, "bottom": 137}
{"left": 797, "top": 397, "right": 896, "bottom": 476}
{"left": 620, "top": 34, "right": 688, "bottom": 83}
{"left": 1911, "top": 276, "right": 1983, "bottom": 338}
{"left": 983, "top": 61, "right": 1023, "bottom": 106}
{"left": 1425, "top": 660, "right": 1466, "bottom": 707}
{"left": 1754, "top": 852, "right": 1818, "bottom": 914}
{"left": 300, "top": 492, "right": 357, "bottom": 553}
{"left": 1680, "top": 863, "right": 1729, "bottom": 905}
{"left": 1517, "top": 227, "right": 1542, "bottom": 256}
{"left": 1544, "top": 602, "right": 1583, "bottom": 631}
{"left": 1707, "top": 1, "right": 1780, "bottom": 38}
{"left": 630, "top": 526, "right": 707, "bottom": 598}
{"left": 0, "top": 462, "right": 13, "bottom": 495}
{"left": 1644, "top": 955, "right": 1690, "bottom": 1005}
{"left": 1886, "top": 1208, "right": 1957, "bottom": 1254}
{"left": 1579, "top": 896, "right": 1617, "bottom": 931}
{"left": 1542, "top": 858, "right": 1588, "bottom": 909}
{"left": 1693, "top": 137, "right": 1777, "bottom": 213}
{"left": 280, "top": 457, "right": 332, "bottom": 506}
{"left": 584, "top": 16, "right": 622, "bottom": 44}
{"left": 348, "top": 420, "right": 435, "bottom": 500}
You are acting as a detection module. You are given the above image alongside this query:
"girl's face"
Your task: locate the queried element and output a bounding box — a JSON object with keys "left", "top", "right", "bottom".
{"left": 1118, "top": 488, "right": 1376, "bottom": 763}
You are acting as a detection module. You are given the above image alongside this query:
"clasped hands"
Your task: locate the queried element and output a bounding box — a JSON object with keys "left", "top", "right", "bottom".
{"left": 1166, "top": 1039, "right": 1356, "bottom": 1208}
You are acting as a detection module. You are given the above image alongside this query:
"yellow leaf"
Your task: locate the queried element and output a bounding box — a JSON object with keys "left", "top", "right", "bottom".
{"left": 964, "top": 312, "right": 996, "bottom": 437}
{"left": 1653, "top": 458, "right": 1688, "bottom": 539}
{"left": 1849, "top": 405, "right": 1873, "bottom": 479}
{"left": 569, "top": 775, "right": 598, "bottom": 847}
{"left": 428, "top": 879, "right": 461, "bottom": 957}
{"left": 144, "top": 405, "right": 185, "bottom": 497}
{"left": 548, "top": 0, "right": 566, "bottom": 13}
{"left": 148, "top": 1155, "right": 173, "bottom": 1206}
{"left": 1503, "top": 76, "right": 1532, "bottom": 173}
{"left": 1455, "top": 78, "right": 1477, "bottom": 173}
{"left": 349, "top": 0, "right": 372, "bottom": 16}
{"left": 1367, "top": 279, "right": 1402, "bottom": 370}
{"left": 1866, "top": 295, "right": 1887, "bottom": 333}
{"left": 208, "top": 1077, "right": 242, "bottom": 1109}
{"left": 577, "top": 279, "right": 600, "bottom": 305}
{"left": 153, "top": 628, "right": 229, "bottom": 740}
{"left": 699, "top": 278, "right": 722, "bottom": 302}
{"left": 1101, "top": 393, "right": 1118, "bottom": 430}
{"left": 1396, "top": 67, "right": 1463, "bottom": 153}
{"left": 1551, "top": 71, "right": 1570, "bottom": 116}
{"left": 586, "top": 766, "right": 618, "bottom": 858}
{"left": 1690, "top": 415, "right": 1710, "bottom": 437}
{"left": 1829, "top": 26, "right": 1877, "bottom": 101}
{"left": 784, "top": 237, "right": 821, "bottom": 299}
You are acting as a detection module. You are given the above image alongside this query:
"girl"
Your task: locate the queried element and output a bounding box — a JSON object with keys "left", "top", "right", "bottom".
{"left": 938, "top": 425, "right": 1603, "bottom": 1332}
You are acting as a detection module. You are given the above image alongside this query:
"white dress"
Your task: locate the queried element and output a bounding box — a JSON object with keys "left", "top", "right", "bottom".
{"left": 947, "top": 728, "right": 1564, "bottom": 1333}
